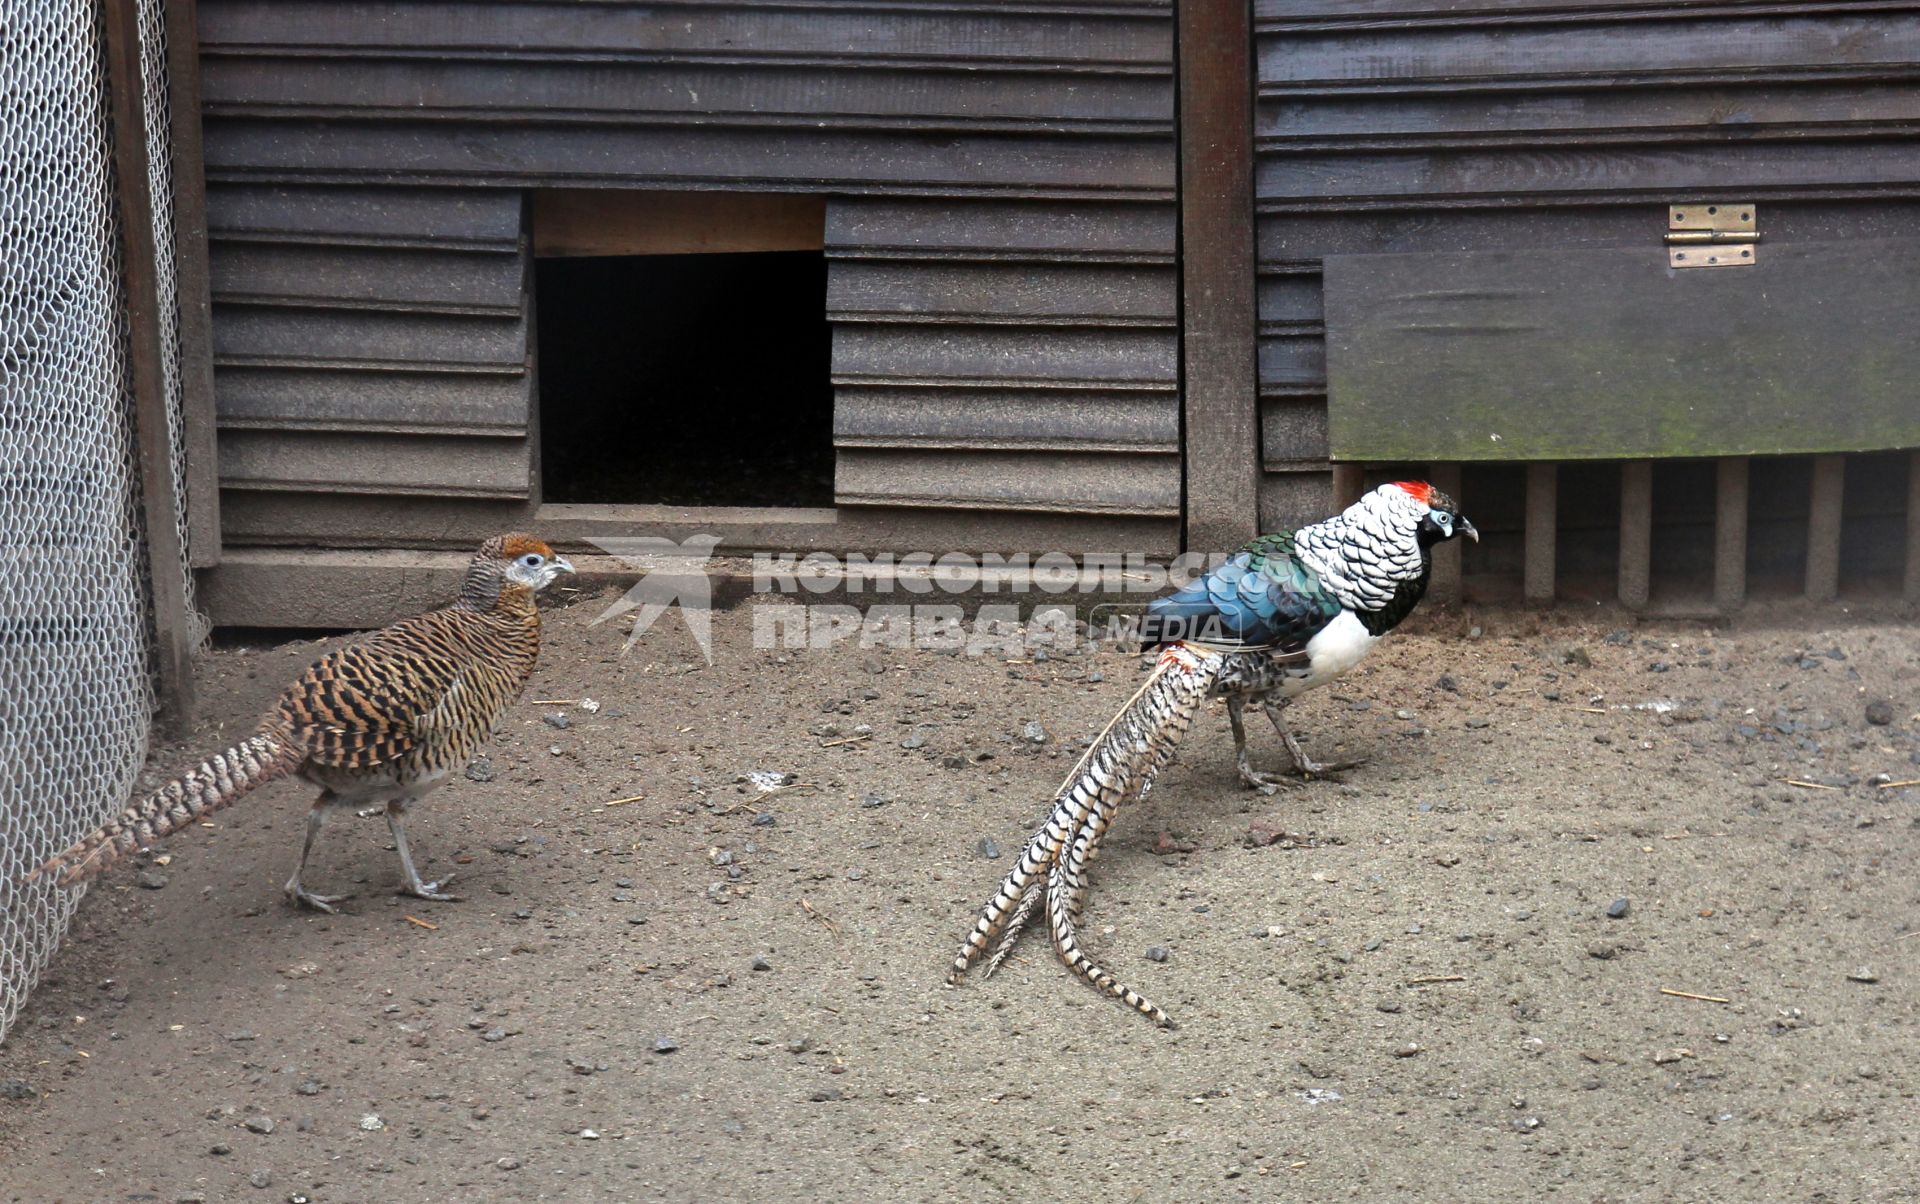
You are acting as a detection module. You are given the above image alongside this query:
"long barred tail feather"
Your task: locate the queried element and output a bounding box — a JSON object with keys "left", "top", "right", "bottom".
{"left": 26, "top": 727, "right": 300, "bottom": 888}
{"left": 1048, "top": 837, "right": 1172, "bottom": 1027}
{"left": 982, "top": 879, "right": 1043, "bottom": 978}
{"left": 948, "top": 643, "right": 1223, "bottom": 1025}
{"left": 949, "top": 645, "right": 1203, "bottom": 981}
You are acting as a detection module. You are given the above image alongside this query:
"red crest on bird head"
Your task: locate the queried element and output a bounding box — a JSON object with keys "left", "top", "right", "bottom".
{"left": 1390, "top": 481, "right": 1436, "bottom": 506}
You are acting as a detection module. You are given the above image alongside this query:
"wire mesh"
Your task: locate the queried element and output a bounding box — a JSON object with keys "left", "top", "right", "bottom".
{"left": 0, "top": 1, "right": 187, "bottom": 1043}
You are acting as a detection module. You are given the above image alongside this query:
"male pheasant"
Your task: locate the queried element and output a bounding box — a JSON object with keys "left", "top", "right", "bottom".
{"left": 948, "top": 483, "right": 1475, "bottom": 1026}
{"left": 30, "top": 534, "right": 573, "bottom": 911}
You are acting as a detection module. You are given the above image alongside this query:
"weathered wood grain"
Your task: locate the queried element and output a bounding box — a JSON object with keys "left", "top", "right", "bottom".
{"left": 1177, "top": 0, "right": 1260, "bottom": 550}
{"left": 1618, "top": 460, "right": 1652, "bottom": 607}
{"left": 1806, "top": 454, "right": 1845, "bottom": 601}
{"left": 534, "top": 191, "right": 825, "bottom": 257}
{"left": 1714, "top": 456, "right": 1749, "bottom": 608}
{"left": 1324, "top": 240, "right": 1920, "bottom": 462}
{"left": 1525, "top": 462, "right": 1557, "bottom": 604}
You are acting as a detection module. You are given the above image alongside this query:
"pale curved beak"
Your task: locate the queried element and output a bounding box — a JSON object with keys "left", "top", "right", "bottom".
{"left": 553, "top": 556, "right": 576, "bottom": 575}
{"left": 1458, "top": 518, "right": 1479, "bottom": 543}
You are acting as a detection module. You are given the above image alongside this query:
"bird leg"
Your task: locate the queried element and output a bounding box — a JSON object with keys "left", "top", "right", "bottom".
{"left": 387, "top": 801, "right": 460, "bottom": 902}
{"left": 284, "top": 801, "right": 352, "bottom": 913}
{"left": 1263, "top": 700, "right": 1363, "bottom": 779}
{"left": 1228, "top": 695, "right": 1302, "bottom": 789}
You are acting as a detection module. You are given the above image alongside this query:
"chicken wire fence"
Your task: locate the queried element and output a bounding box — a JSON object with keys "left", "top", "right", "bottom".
{"left": 0, "top": 0, "right": 197, "bottom": 1044}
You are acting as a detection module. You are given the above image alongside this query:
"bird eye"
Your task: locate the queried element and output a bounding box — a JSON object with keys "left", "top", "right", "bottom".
{"left": 520, "top": 553, "right": 544, "bottom": 568}
{"left": 1431, "top": 511, "right": 1452, "bottom": 528}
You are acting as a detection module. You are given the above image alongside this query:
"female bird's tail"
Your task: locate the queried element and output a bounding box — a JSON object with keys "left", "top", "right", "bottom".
{"left": 26, "top": 727, "right": 300, "bottom": 888}
{"left": 948, "top": 643, "right": 1223, "bottom": 1024}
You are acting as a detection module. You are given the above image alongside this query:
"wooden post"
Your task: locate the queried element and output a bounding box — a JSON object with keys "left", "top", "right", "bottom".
{"left": 1177, "top": 0, "right": 1258, "bottom": 553}
{"left": 1428, "top": 461, "right": 1462, "bottom": 605}
{"left": 1524, "top": 462, "right": 1556, "bottom": 605}
{"left": 1805, "top": 454, "right": 1845, "bottom": 603}
{"left": 1713, "top": 457, "right": 1749, "bottom": 610}
{"left": 1331, "top": 463, "right": 1365, "bottom": 511}
{"left": 104, "top": 0, "right": 196, "bottom": 735}
{"left": 163, "top": 0, "right": 221, "bottom": 567}
{"left": 1907, "top": 450, "right": 1920, "bottom": 605}
{"left": 1617, "top": 460, "right": 1653, "bottom": 609}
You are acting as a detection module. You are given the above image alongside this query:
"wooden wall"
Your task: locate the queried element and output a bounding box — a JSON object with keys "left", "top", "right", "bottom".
{"left": 196, "top": 0, "right": 1177, "bottom": 551}
{"left": 206, "top": 184, "right": 532, "bottom": 498}
{"left": 1253, "top": 0, "right": 1920, "bottom": 539}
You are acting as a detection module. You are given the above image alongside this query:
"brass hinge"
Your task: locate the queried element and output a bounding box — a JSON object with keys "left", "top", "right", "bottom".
{"left": 1666, "top": 203, "right": 1757, "bottom": 268}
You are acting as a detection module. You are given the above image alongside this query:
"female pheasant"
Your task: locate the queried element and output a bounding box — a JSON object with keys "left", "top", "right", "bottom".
{"left": 948, "top": 482, "right": 1475, "bottom": 1026}
{"left": 31, "top": 533, "right": 573, "bottom": 911}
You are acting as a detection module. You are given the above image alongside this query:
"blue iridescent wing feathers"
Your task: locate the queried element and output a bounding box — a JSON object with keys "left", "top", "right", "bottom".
{"left": 1136, "top": 532, "right": 1342, "bottom": 653}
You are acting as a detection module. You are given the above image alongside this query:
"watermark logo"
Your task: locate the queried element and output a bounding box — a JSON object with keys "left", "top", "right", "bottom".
{"left": 585, "top": 540, "right": 1238, "bottom": 661}
{"left": 588, "top": 535, "right": 721, "bottom": 662}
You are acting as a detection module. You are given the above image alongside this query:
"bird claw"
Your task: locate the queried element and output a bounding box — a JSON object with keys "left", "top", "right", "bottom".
{"left": 1244, "top": 771, "right": 1305, "bottom": 791}
{"left": 286, "top": 885, "right": 351, "bottom": 913}
{"left": 1294, "top": 757, "right": 1365, "bottom": 781}
{"left": 1238, "top": 764, "right": 1304, "bottom": 790}
{"left": 400, "top": 874, "right": 460, "bottom": 903}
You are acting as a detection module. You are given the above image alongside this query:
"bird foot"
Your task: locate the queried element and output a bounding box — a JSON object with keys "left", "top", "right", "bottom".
{"left": 1237, "top": 763, "right": 1304, "bottom": 790}
{"left": 1292, "top": 756, "right": 1364, "bottom": 781}
{"left": 286, "top": 884, "right": 352, "bottom": 913}
{"left": 399, "top": 874, "right": 460, "bottom": 903}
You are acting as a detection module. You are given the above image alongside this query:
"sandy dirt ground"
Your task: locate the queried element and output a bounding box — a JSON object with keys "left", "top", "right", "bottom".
{"left": 1, "top": 588, "right": 1916, "bottom": 1203}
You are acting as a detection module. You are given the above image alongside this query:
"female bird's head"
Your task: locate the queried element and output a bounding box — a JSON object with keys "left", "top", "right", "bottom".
{"left": 491, "top": 533, "right": 574, "bottom": 590}
{"left": 1384, "top": 481, "right": 1478, "bottom": 548}
{"left": 463, "top": 533, "right": 574, "bottom": 607}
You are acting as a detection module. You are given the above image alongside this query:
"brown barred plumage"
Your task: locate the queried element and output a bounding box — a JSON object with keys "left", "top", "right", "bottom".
{"left": 949, "top": 643, "right": 1223, "bottom": 1027}
{"left": 29, "top": 534, "right": 572, "bottom": 910}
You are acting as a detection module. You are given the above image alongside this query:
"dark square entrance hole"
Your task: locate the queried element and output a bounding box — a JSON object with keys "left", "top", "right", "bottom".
{"left": 536, "top": 251, "right": 833, "bottom": 506}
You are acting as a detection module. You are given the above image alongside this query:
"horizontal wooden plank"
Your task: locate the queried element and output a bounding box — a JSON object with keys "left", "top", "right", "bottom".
{"left": 200, "top": 2, "right": 1172, "bottom": 66}
{"left": 1257, "top": 0, "right": 1914, "bottom": 24}
{"left": 206, "top": 183, "right": 522, "bottom": 247}
{"left": 201, "top": 56, "right": 1171, "bottom": 127}
{"left": 827, "top": 197, "right": 1174, "bottom": 261}
{"left": 210, "top": 242, "right": 524, "bottom": 313}
{"left": 218, "top": 430, "right": 532, "bottom": 497}
{"left": 1323, "top": 239, "right": 1920, "bottom": 461}
{"left": 215, "top": 366, "right": 529, "bottom": 433}
{"left": 212, "top": 305, "right": 527, "bottom": 368}
{"left": 202, "top": 547, "right": 478, "bottom": 629}
{"left": 835, "top": 448, "right": 1178, "bottom": 515}
{"left": 1255, "top": 139, "right": 1920, "bottom": 203}
{"left": 1257, "top": 81, "right": 1920, "bottom": 144}
{"left": 1256, "top": 332, "right": 1326, "bottom": 391}
{"left": 203, "top": 119, "right": 1176, "bottom": 200}
{"left": 832, "top": 324, "right": 1175, "bottom": 386}
{"left": 828, "top": 260, "right": 1175, "bottom": 324}
{"left": 834, "top": 387, "right": 1177, "bottom": 451}
{"left": 533, "top": 190, "right": 824, "bottom": 256}
{"left": 212, "top": 497, "right": 1177, "bottom": 572}
{"left": 1257, "top": 15, "right": 1920, "bottom": 89}
{"left": 1258, "top": 201, "right": 1920, "bottom": 266}
{"left": 1260, "top": 204, "right": 1641, "bottom": 264}
{"left": 1257, "top": 272, "right": 1323, "bottom": 326}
